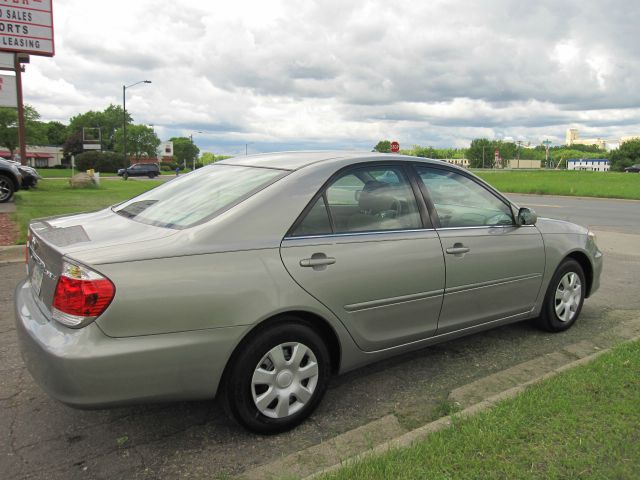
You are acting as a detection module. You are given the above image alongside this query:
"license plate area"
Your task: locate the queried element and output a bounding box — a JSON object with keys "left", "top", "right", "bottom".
{"left": 31, "top": 262, "right": 44, "bottom": 296}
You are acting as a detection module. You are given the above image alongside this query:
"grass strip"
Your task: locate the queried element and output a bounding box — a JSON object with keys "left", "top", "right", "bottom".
{"left": 322, "top": 340, "right": 640, "bottom": 480}
{"left": 475, "top": 170, "right": 640, "bottom": 200}
{"left": 11, "top": 179, "right": 161, "bottom": 244}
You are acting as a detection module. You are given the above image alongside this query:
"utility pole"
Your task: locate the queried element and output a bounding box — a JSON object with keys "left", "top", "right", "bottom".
{"left": 542, "top": 139, "right": 552, "bottom": 168}
{"left": 482, "top": 146, "right": 485, "bottom": 169}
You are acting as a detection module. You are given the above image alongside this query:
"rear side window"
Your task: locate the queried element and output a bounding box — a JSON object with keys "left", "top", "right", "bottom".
{"left": 291, "top": 196, "right": 332, "bottom": 236}
{"left": 114, "top": 165, "right": 285, "bottom": 228}
{"left": 290, "top": 165, "right": 422, "bottom": 236}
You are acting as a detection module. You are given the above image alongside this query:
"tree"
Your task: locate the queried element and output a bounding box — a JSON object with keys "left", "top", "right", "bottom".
{"left": 200, "top": 152, "right": 217, "bottom": 165}
{"left": 467, "top": 138, "right": 495, "bottom": 168}
{"left": 62, "top": 131, "right": 84, "bottom": 162}
{"left": 171, "top": 137, "right": 200, "bottom": 167}
{"left": 0, "top": 105, "right": 46, "bottom": 159}
{"left": 68, "top": 104, "right": 132, "bottom": 151}
{"left": 114, "top": 125, "right": 160, "bottom": 161}
{"left": 46, "top": 121, "right": 68, "bottom": 145}
{"left": 373, "top": 140, "right": 391, "bottom": 153}
{"left": 609, "top": 139, "right": 640, "bottom": 171}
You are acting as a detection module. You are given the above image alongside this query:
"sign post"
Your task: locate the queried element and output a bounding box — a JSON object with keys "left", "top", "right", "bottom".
{"left": 1, "top": 0, "right": 55, "bottom": 165}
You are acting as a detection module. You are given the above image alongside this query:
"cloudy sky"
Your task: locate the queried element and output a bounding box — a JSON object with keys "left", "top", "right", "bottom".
{"left": 17, "top": 0, "right": 640, "bottom": 155}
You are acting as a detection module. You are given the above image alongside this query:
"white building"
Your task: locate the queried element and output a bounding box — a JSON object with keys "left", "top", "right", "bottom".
{"left": 567, "top": 158, "right": 610, "bottom": 172}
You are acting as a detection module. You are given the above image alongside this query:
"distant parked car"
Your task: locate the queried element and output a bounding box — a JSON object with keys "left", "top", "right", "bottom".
{"left": 623, "top": 164, "right": 640, "bottom": 173}
{"left": 16, "top": 152, "right": 603, "bottom": 434}
{"left": 117, "top": 163, "right": 160, "bottom": 179}
{"left": 7, "top": 160, "right": 40, "bottom": 189}
{"left": 0, "top": 158, "right": 22, "bottom": 202}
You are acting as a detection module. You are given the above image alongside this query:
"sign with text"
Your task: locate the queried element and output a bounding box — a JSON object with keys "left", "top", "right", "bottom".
{"left": 0, "top": 0, "right": 54, "bottom": 56}
{"left": 390, "top": 141, "right": 400, "bottom": 152}
{"left": 0, "top": 72, "right": 16, "bottom": 107}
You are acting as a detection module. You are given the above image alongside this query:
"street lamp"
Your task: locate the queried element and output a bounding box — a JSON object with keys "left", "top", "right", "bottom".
{"left": 122, "top": 80, "right": 152, "bottom": 165}
{"left": 189, "top": 132, "right": 203, "bottom": 170}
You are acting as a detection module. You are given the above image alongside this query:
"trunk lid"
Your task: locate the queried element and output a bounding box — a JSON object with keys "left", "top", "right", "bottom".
{"left": 27, "top": 208, "right": 178, "bottom": 314}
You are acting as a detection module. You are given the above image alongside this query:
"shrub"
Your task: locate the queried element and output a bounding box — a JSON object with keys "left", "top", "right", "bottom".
{"left": 75, "top": 151, "right": 128, "bottom": 173}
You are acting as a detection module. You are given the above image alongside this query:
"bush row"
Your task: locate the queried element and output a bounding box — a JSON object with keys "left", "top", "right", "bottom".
{"left": 74, "top": 151, "right": 129, "bottom": 173}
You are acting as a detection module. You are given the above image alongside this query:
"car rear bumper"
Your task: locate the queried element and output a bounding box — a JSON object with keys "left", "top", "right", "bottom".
{"left": 15, "top": 279, "right": 246, "bottom": 408}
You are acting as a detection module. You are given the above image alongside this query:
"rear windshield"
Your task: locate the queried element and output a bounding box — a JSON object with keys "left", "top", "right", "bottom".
{"left": 113, "top": 164, "right": 286, "bottom": 228}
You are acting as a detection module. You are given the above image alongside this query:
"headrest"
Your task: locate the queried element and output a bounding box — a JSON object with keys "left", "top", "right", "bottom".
{"left": 359, "top": 190, "right": 396, "bottom": 213}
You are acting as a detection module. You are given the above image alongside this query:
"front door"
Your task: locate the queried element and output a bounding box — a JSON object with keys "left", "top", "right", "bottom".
{"left": 280, "top": 164, "right": 446, "bottom": 352}
{"left": 414, "top": 165, "right": 545, "bottom": 334}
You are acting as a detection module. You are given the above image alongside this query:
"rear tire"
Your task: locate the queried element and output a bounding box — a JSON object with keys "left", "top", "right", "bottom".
{"left": 537, "top": 259, "right": 586, "bottom": 332}
{"left": 0, "top": 174, "right": 15, "bottom": 203}
{"left": 221, "top": 320, "right": 331, "bottom": 434}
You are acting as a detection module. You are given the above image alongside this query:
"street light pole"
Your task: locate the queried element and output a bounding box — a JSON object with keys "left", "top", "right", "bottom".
{"left": 122, "top": 80, "right": 151, "bottom": 166}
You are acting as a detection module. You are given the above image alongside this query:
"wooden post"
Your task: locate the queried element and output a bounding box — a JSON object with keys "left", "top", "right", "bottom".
{"left": 14, "top": 53, "right": 27, "bottom": 166}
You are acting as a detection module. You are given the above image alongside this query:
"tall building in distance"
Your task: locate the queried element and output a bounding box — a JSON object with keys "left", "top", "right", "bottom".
{"left": 565, "top": 128, "right": 607, "bottom": 149}
{"left": 566, "top": 129, "right": 640, "bottom": 150}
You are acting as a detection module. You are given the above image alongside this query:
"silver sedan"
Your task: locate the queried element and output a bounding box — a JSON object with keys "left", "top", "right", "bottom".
{"left": 15, "top": 152, "right": 602, "bottom": 433}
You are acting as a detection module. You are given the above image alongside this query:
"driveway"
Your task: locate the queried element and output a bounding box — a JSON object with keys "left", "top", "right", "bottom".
{"left": 2, "top": 194, "right": 639, "bottom": 479}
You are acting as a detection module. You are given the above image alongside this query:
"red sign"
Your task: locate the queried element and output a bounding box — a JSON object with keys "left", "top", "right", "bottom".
{"left": 390, "top": 141, "right": 400, "bottom": 153}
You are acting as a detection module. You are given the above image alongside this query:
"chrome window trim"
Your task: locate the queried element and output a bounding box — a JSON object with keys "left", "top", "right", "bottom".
{"left": 284, "top": 227, "right": 436, "bottom": 241}
{"left": 435, "top": 224, "right": 536, "bottom": 231}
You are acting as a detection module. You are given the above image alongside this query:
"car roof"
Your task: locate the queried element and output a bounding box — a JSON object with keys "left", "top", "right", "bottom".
{"left": 217, "top": 151, "right": 448, "bottom": 171}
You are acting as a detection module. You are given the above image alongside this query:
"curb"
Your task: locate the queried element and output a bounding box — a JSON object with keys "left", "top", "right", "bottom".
{"left": 302, "top": 335, "right": 640, "bottom": 480}
{"left": 237, "top": 327, "right": 640, "bottom": 480}
{"left": 0, "top": 245, "right": 24, "bottom": 264}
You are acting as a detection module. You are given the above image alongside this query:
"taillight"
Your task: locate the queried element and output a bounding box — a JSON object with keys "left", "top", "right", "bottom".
{"left": 52, "top": 261, "right": 115, "bottom": 328}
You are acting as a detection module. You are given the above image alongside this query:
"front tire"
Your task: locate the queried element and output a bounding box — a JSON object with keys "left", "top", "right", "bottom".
{"left": 0, "top": 174, "right": 15, "bottom": 203}
{"left": 221, "top": 320, "right": 331, "bottom": 434}
{"left": 537, "top": 259, "right": 586, "bottom": 332}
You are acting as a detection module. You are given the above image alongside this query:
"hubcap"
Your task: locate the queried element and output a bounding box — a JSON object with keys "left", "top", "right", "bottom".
{"left": 251, "top": 342, "right": 319, "bottom": 419}
{"left": 554, "top": 272, "right": 582, "bottom": 322}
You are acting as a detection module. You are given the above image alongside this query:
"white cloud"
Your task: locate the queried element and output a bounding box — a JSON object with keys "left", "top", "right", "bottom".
{"left": 16, "top": 0, "right": 640, "bottom": 153}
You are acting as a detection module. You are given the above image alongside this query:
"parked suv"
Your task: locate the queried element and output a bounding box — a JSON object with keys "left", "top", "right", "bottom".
{"left": 117, "top": 163, "right": 160, "bottom": 179}
{"left": 0, "top": 158, "right": 22, "bottom": 203}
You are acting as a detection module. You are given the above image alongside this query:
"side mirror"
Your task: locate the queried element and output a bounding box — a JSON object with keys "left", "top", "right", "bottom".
{"left": 517, "top": 207, "right": 537, "bottom": 226}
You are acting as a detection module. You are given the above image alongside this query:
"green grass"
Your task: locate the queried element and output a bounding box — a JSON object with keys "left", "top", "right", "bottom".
{"left": 323, "top": 340, "right": 640, "bottom": 480}
{"left": 11, "top": 179, "right": 161, "bottom": 244}
{"left": 475, "top": 170, "right": 640, "bottom": 200}
{"left": 38, "top": 169, "right": 194, "bottom": 178}
{"left": 37, "top": 169, "right": 75, "bottom": 178}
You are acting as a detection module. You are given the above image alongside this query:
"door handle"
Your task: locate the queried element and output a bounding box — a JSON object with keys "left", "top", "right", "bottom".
{"left": 300, "top": 257, "right": 336, "bottom": 267}
{"left": 446, "top": 243, "right": 470, "bottom": 255}
{"left": 299, "top": 253, "right": 336, "bottom": 271}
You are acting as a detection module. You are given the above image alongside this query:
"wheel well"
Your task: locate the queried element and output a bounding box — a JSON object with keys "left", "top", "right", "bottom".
{"left": 566, "top": 251, "right": 594, "bottom": 297}
{"left": 223, "top": 311, "right": 342, "bottom": 382}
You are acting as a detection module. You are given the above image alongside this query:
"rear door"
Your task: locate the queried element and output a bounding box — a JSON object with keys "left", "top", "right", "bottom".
{"left": 414, "top": 165, "right": 545, "bottom": 334}
{"left": 280, "top": 164, "right": 446, "bottom": 352}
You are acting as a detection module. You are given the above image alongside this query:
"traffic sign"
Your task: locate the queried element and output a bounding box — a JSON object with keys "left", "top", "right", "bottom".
{"left": 390, "top": 141, "right": 400, "bottom": 152}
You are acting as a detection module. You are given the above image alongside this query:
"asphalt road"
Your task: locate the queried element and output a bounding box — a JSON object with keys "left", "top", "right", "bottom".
{"left": 508, "top": 193, "right": 640, "bottom": 234}
{"left": 1, "top": 195, "right": 639, "bottom": 479}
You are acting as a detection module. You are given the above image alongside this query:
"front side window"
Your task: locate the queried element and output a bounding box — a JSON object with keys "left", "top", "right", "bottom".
{"left": 290, "top": 165, "right": 422, "bottom": 236}
{"left": 114, "top": 164, "right": 285, "bottom": 228}
{"left": 416, "top": 167, "right": 513, "bottom": 228}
